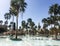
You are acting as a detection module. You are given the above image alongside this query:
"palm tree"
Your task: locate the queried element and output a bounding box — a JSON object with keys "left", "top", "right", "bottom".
{"left": 42, "top": 18, "right": 47, "bottom": 23}
{"left": 25, "top": 23, "right": 28, "bottom": 31}
{"left": 27, "top": 18, "right": 32, "bottom": 23}
{"left": 21, "top": 20, "right": 26, "bottom": 31}
{"left": 4, "top": 13, "right": 11, "bottom": 26}
{"left": 42, "top": 18, "right": 48, "bottom": 29}
{"left": 48, "top": 4, "right": 60, "bottom": 39}
{"left": 27, "top": 18, "right": 35, "bottom": 31}
{"left": 9, "top": 8, "right": 15, "bottom": 22}
{"left": 27, "top": 18, "right": 32, "bottom": 29}
{"left": 27, "top": 18, "right": 32, "bottom": 30}
{"left": 49, "top": 4, "right": 59, "bottom": 15}
{"left": 27, "top": 18, "right": 36, "bottom": 35}
{"left": 49, "top": 4, "right": 59, "bottom": 27}
{"left": 4, "top": 13, "right": 11, "bottom": 30}
{"left": 9, "top": 9, "right": 15, "bottom": 29}
{"left": 10, "top": 0, "right": 27, "bottom": 39}
{"left": 47, "top": 16, "right": 54, "bottom": 28}
{"left": 31, "top": 22, "right": 35, "bottom": 30}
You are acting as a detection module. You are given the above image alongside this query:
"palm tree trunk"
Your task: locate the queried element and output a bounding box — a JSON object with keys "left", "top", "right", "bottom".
{"left": 7, "top": 19, "right": 8, "bottom": 30}
{"left": 54, "top": 25, "right": 57, "bottom": 39}
{"left": 12, "top": 15, "right": 14, "bottom": 30}
{"left": 55, "top": 31, "right": 57, "bottom": 39}
{"left": 16, "top": 15, "right": 18, "bottom": 39}
{"left": 12, "top": 15, "right": 14, "bottom": 22}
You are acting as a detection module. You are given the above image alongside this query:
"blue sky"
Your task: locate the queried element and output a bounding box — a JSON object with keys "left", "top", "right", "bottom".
{"left": 0, "top": 0, "right": 60, "bottom": 28}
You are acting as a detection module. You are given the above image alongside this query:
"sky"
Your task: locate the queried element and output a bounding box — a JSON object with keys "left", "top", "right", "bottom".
{"left": 0, "top": 0, "right": 60, "bottom": 28}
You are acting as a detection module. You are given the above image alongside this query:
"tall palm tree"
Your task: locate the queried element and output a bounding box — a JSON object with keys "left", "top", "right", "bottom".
{"left": 48, "top": 4, "right": 60, "bottom": 39}
{"left": 42, "top": 18, "right": 49, "bottom": 35}
{"left": 10, "top": 0, "right": 27, "bottom": 39}
{"left": 27, "top": 18, "right": 35, "bottom": 31}
{"left": 25, "top": 23, "right": 28, "bottom": 31}
{"left": 27, "top": 18, "right": 36, "bottom": 35}
{"left": 4, "top": 13, "right": 11, "bottom": 30}
{"left": 9, "top": 9, "right": 15, "bottom": 29}
{"left": 49, "top": 4, "right": 59, "bottom": 27}
{"left": 9, "top": 8, "right": 15, "bottom": 22}
{"left": 30, "top": 22, "right": 35, "bottom": 30}
{"left": 27, "top": 18, "right": 32, "bottom": 30}
{"left": 49, "top": 4, "right": 59, "bottom": 15}
{"left": 4, "top": 13, "right": 11, "bottom": 26}
{"left": 21, "top": 20, "right": 26, "bottom": 31}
